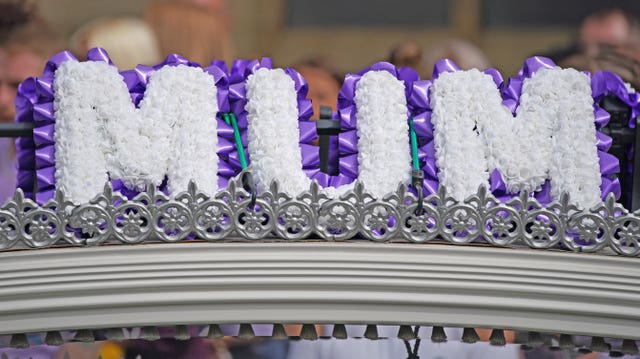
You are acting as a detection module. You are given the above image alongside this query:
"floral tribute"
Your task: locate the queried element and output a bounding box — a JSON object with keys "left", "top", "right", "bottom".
{"left": 14, "top": 50, "right": 634, "bottom": 209}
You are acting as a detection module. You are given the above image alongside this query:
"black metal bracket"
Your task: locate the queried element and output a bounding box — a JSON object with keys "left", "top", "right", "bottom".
{"left": 411, "top": 169, "right": 424, "bottom": 215}
{"left": 598, "top": 95, "right": 638, "bottom": 210}
{"left": 0, "top": 122, "right": 37, "bottom": 198}
{"left": 315, "top": 105, "right": 341, "bottom": 176}
{"left": 241, "top": 171, "right": 257, "bottom": 209}
{"left": 0, "top": 122, "right": 35, "bottom": 137}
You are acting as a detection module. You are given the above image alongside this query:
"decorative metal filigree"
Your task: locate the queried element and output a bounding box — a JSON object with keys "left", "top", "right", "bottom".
{"left": 0, "top": 170, "right": 638, "bottom": 256}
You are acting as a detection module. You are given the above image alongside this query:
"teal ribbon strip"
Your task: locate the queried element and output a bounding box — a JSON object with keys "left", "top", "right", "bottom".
{"left": 223, "top": 113, "right": 248, "bottom": 169}
{"left": 409, "top": 118, "right": 420, "bottom": 171}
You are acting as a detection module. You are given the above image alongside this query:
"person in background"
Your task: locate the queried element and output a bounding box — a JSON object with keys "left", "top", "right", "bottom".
{"left": 144, "top": 0, "right": 233, "bottom": 65}
{"left": 0, "top": 0, "right": 31, "bottom": 43}
{"left": 558, "top": 44, "right": 640, "bottom": 89}
{"left": 545, "top": 8, "right": 640, "bottom": 90}
{"left": 69, "top": 17, "right": 162, "bottom": 69}
{"left": 579, "top": 8, "right": 640, "bottom": 52}
{"left": 388, "top": 39, "right": 490, "bottom": 79}
{"left": 388, "top": 41, "right": 428, "bottom": 79}
{"left": 422, "top": 38, "right": 491, "bottom": 78}
{"left": 293, "top": 58, "right": 342, "bottom": 118}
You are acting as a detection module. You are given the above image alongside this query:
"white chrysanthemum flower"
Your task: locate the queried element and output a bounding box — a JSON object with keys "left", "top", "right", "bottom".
{"left": 246, "top": 68, "right": 311, "bottom": 195}
{"left": 352, "top": 70, "right": 410, "bottom": 199}
{"left": 55, "top": 61, "right": 134, "bottom": 204}
{"left": 246, "top": 68, "right": 410, "bottom": 199}
{"left": 142, "top": 65, "right": 219, "bottom": 196}
{"left": 430, "top": 70, "right": 491, "bottom": 201}
{"left": 54, "top": 61, "right": 219, "bottom": 203}
{"left": 430, "top": 67, "right": 600, "bottom": 208}
{"left": 543, "top": 68, "right": 600, "bottom": 208}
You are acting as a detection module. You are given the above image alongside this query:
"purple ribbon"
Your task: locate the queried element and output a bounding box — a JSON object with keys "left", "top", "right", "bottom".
{"left": 592, "top": 71, "right": 640, "bottom": 129}
{"left": 591, "top": 70, "right": 640, "bottom": 204}
{"left": 14, "top": 78, "right": 39, "bottom": 197}
{"left": 15, "top": 50, "right": 79, "bottom": 204}
{"left": 408, "top": 76, "right": 438, "bottom": 196}
{"left": 221, "top": 59, "right": 267, "bottom": 182}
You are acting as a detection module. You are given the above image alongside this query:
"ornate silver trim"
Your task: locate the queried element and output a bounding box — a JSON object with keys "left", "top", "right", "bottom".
{"left": 1, "top": 172, "right": 638, "bottom": 255}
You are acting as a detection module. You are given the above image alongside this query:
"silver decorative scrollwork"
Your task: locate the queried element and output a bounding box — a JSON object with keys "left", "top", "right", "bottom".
{"left": 0, "top": 170, "right": 638, "bottom": 256}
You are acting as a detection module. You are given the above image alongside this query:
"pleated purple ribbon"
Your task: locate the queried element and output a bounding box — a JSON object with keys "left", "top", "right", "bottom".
{"left": 591, "top": 70, "right": 640, "bottom": 204}
{"left": 18, "top": 50, "right": 79, "bottom": 204}
{"left": 221, "top": 58, "right": 266, "bottom": 189}
{"left": 14, "top": 77, "right": 38, "bottom": 199}
{"left": 16, "top": 48, "right": 230, "bottom": 204}
{"left": 592, "top": 71, "right": 640, "bottom": 129}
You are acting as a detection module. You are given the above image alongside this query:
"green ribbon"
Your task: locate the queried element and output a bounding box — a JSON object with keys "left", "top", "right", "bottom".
{"left": 223, "top": 113, "right": 248, "bottom": 169}
{"left": 409, "top": 118, "right": 420, "bottom": 171}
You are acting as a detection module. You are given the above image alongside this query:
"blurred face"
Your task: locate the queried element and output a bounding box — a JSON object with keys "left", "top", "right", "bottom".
{"left": 297, "top": 65, "right": 341, "bottom": 117}
{"left": 0, "top": 48, "right": 43, "bottom": 123}
{"left": 580, "top": 11, "right": 630, "bottom": 46}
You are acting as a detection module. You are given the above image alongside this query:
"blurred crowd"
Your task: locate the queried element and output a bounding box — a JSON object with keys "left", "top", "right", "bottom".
{"left": 1, "top": 0, "right": 640, "bottom": 358}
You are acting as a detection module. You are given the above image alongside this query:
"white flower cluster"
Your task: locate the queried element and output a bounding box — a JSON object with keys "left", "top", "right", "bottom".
{"left": 485, "top": 69, "right": 555, "bottom": 194}
{"left": 430, "top": 70, "right": 491, "bottom": 201}
{"left": 54, "top": 61, "right": 116, "bottom": 204}
{"left": 543, "top": 68, "right": 600, "bottom": 208}
{"left": 245, "top": 69, "right": 410, "bottom": 199}
{"left": 352, "top": 70, "right": 410, "bottom": 199}
{"left": 54, "top": 59, "right": 599, "bottom": 207}
{"left": 54, "top": 61, "right": 219, "bottom": 203}
{"left": 430, "top": 67, "right": 600, "bottom": 208}
{"left": 625, "top": 82, "right": 637, "bottom": 94}
{"left": 245, "top": 68, "right": 311, "bottom": 194}
{"left": 142, "top": 65, "right": 219, "bottom": 196}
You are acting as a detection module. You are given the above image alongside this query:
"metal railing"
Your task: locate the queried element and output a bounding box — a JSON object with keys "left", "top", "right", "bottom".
{"left": 0, "top": 171, "right": 638, "bottom": 255}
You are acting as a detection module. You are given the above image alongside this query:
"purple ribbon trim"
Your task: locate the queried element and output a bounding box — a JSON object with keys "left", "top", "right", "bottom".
{"left": 221, "top": 59, "right": 272, "bottom": 184}
{"left": 14, "top": 78, "right": 39, "bottom": 195}
{"left": 338, "top": 130, "right": 358, "bottom": 155}
{"left": 592, "top": 71, "right": 640, "bottom": 129}
{"left": 298, "top": 120, "right": 317, "bottom": 144}
{"left": 432, "top": 59, "right": 460, "bottom": 78}
{"left": 591, "top": 70, "right": 640, "bottom": 203}
{"left": 15, "top": 50, "right": 79, "bottom": 203}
